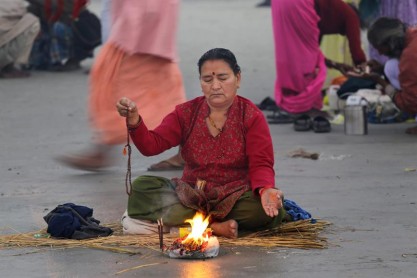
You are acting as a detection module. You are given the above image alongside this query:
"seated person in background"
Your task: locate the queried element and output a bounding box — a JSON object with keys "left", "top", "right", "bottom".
{"left": 27, "top": 0, "right": 101, "bottom": 71}
{"left": 0, "top": 0, "right": 40, "bottom": 78}
{"left": 356, "top": 17, "right": 417, "bottom": 134}
{"left": 116, "top": 48, "right": 285, "bottom": 238}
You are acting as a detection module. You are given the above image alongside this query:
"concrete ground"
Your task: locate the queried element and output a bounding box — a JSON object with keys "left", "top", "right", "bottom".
{"left": 1, "top": 0, "right": 416, "bottom": 277}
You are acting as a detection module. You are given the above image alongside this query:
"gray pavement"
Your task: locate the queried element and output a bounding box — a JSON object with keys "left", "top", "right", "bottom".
{"left": 1, "top": 0, "right": 416, "bottom": 277}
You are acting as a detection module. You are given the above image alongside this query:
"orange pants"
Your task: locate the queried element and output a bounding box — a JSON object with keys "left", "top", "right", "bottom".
{"left": 89, "top": 43, "right": 186, "bottom": 145}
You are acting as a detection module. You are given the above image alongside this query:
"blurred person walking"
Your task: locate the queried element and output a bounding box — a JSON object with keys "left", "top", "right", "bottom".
{"left": 100, "top": 0, "right": 111, "bottom": 43}
{"left": 0, "top": 0, "right": 40, "bottom": 78}
{"left": 59, "top": 0, "right": 186, "bottom": 171}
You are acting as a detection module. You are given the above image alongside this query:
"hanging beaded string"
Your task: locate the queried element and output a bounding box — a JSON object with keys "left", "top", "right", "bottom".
{"left": 123, "top": 108, "right": 132, "bottom": 196}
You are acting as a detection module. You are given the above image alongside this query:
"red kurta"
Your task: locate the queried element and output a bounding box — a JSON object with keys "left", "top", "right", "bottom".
{"left": 395, "top": 27, "right": 417, "bottom": 114}
{"left": 315, "top": 0, "right": 366, "bottom": 65}
{"left": 129, "top": 96, "right": 276, "bottom": 219}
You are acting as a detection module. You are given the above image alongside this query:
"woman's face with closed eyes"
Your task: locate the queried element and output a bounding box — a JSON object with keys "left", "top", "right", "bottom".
{"left": 200, "top": 59, "right": 241, "bottom": 109}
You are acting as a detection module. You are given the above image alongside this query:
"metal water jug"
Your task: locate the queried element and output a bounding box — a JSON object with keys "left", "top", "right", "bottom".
{"left": 344, "top": 96, "right": 368, "bottom": 135}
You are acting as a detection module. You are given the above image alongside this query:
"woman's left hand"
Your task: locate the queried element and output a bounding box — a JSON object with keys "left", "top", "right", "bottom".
{"left": 261, "top": 188, "right": 284, "bottom": 217}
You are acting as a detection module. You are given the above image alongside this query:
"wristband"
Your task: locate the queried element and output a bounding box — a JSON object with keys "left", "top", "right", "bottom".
{"left": 127, "top": 116, "right": 142, "bottom": 130}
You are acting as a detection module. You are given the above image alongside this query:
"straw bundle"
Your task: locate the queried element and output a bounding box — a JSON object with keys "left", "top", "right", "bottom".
{"left": 0, "top": 219, "right": 330, "bottom": 254}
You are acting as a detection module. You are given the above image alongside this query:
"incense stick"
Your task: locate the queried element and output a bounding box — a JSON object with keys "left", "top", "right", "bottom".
{"left": 157, "top": 219, "right": 164, "bottom": 250}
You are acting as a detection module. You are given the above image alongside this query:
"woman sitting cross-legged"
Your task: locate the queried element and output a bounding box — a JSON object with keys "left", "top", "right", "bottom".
{"left": 115, "top": 48, "right": 285, "bottom": 238}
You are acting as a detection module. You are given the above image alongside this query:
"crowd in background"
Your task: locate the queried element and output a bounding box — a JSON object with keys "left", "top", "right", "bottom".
{"left": 1, "top": 0, "right": 416, "bottom": 145}
{"left": 0, "top": 0, "right": 100, "bottom": 77}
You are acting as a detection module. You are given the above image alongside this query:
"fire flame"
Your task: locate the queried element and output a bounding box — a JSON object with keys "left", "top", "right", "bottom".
{"left": 181, "top": 212, "right": 211, "bottom": 246}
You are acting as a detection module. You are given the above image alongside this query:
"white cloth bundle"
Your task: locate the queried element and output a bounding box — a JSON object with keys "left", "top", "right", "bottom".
{"left": 121, "top": 210, "right": 169, "bottom": 235}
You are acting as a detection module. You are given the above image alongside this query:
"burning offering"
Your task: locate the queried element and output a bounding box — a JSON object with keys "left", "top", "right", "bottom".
{"left": 161, "top": 212, "right": 219, "bottom": 259}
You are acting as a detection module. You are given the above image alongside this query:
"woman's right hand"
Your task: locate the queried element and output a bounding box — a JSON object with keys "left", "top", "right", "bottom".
{"left": 116, "top": 97, "right": 140, "bottom": 126}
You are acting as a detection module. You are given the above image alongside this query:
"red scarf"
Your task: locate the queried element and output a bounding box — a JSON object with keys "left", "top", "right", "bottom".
{"left": 44, "top": 0, "right": 88, "bottom": 22}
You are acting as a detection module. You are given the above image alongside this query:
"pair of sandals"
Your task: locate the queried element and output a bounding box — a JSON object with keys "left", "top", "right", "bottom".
{"left": 257, "top": 96, "right": 280, "bottom": 112}
{"left": 293, "top": 114, "right": 331, "bottom": 133}
{"left": 257, "top": 97, "right": 295, "bottom": 124}
{"left": 260, "top": 100, "right": 330, "bottom": 131}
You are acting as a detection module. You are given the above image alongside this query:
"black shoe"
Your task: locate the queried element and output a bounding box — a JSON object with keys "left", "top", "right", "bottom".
{"left": 293, "top": 114, "right": 313, "bottom": 131}
{"left": 312, "top": 116, "right": 331, "bottom": 133}
{"left": 257, "top": 96, "right": 278, "bottom": 111}
{"left": 268, "top": 110, "right": 295, "bottom": 124}
{"left": 256, "top": 0, "right": 271, "bottom": 7}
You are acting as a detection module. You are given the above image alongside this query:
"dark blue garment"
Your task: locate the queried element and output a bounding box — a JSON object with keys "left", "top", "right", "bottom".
{"left": 71, "top": 9, "right": 102, "bottom": 60}
{"left": 337, "top": 77, "right": 377, "bottom": 99}
{"left": 43, "top": 203, "right": 93, "bottom": 238}
{"left": 29, "top": 21, "right": 73, "bottom": 70}
{"left": 29, "top": 10, "right": 101, "bottom": 70}
{"left": 284, "top": 199, "right": 312, "bottom": 221}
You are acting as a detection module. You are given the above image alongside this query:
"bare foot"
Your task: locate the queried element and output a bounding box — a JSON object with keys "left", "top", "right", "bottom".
{"left": 210, "top": 220, "right": 238, "bottom": 239}
{"left": 148, "top": 152, "right": 185, "bottom": 171}
{"left": 166, "top": 153, "right": 185, "bottom": 166}
{"left": 405, "top": 126, "right": 417, "bottom": 135}
{"left": 56, "top": 145, "right": 113, "bottom": 171}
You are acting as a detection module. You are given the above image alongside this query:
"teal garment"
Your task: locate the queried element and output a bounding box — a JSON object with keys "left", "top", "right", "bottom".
{"left": 359, "top": 0, "right": 381, "bottom": 28}
{"left": 127, "top": 175, "right": 285, "bottom": 232}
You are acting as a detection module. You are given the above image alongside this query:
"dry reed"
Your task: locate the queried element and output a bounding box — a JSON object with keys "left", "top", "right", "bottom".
{"left": 0, "top": 219, "right": 330, "bottom": 254}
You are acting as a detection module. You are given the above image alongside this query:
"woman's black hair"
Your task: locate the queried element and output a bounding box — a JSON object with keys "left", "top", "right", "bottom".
{"left": 197, "top": 48, "right": 241, "bottom": 75}
{"left": 368, "top": 17, "right": 407, "bottom": 58}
